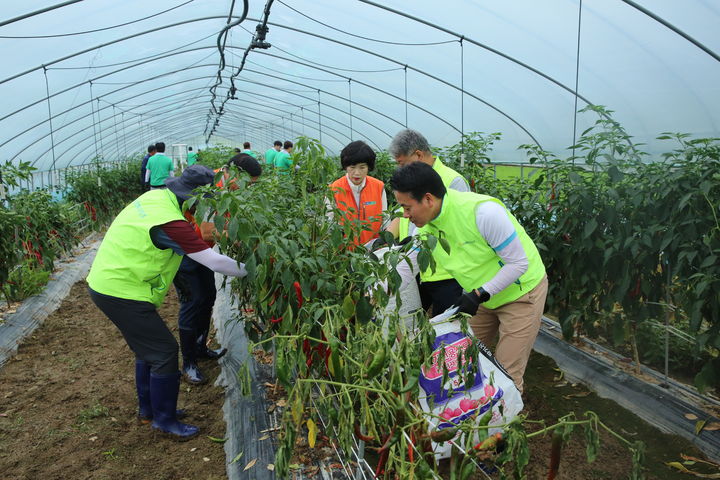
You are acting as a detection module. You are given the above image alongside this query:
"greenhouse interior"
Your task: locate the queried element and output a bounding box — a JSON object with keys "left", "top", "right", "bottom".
{"left": 1, "top": 1, "right": 719, "bottom": 479}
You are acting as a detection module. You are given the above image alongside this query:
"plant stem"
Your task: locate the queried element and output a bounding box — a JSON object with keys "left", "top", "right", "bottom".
{"left": 295, "top": 378, "right": 386, "bottom": 394}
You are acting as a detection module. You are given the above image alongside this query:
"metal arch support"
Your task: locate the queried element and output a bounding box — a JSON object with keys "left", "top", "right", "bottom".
{"left": 11, "top": 72, "right": 387, "bottom": 167}
{"left": 2, "top": 50, "right": 396, "bottom": 150}
{"left": 247, "top": 19, "right": 542, "bottom": 146}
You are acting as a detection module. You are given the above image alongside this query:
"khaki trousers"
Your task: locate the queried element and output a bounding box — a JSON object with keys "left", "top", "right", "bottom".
{"left": 468, "top": 275, "right": 548, "bottom": 393}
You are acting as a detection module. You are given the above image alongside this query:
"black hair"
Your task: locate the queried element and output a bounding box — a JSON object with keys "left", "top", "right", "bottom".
{"left": 243, "top": 142, "right": 251, "bottom": 149}
{"left": 283, "top": 140, "right": 293, "bottom": 150}
{"left": 155, "top": 142, "right": 166, "bottom": 153}
{"left": 390, "top": 162, "right": 446, "bottom": 202}
{"left": 234, "top": 147, "right": 241, "bottom": 153}
{"left": 274, "top": 140, "right": 282, "bottom": 147}
{"left": 188, "top": 146, "right": 193, "bottom": 151}
{"left": 340, "top": 140, "right": 376, "bottom": 171}
{"left": 147, "top": 144, "right": 156, "bottom": 153}
{"left": 229, "top": 153, "right": 262, "bottom": 177}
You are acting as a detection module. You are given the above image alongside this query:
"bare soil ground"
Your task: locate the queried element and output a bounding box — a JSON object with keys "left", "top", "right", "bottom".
{"left": 0, "top": 280, "right": 714, "bottom": 479}
{"left": 0, "top": 282, "right": 227, "bottom": 480}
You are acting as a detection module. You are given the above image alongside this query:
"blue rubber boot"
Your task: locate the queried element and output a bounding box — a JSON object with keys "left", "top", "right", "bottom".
{"left": 135, "top": 359, "right": 153, "bottom": 421}
{"left": 149, "top": 372, "right": 199, "bottom": 440}
{"left": 135, "top": 360, "right": 185, "bottom": 424}
{"left": 179, "top": 329, "right": 206, "bottom": 384}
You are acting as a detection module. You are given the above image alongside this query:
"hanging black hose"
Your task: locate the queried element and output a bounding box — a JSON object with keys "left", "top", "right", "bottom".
{"left": 205, "top": 0, "right": 250, "bottom": 137}
{"left": 205, "top": 0, "right": 275, "bottom": 143}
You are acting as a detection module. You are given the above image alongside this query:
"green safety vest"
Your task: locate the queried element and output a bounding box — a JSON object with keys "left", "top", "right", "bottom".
{"left": 419, "top": 189, "right": 546, "bottom": 309}
{"left": 418, "top": 157, "right": 467, "bottom": 282}
{"left": 87, "top": 188, "right": 185, "bottom": 307}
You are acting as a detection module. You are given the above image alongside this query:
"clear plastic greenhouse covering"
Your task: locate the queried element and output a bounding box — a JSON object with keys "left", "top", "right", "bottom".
{"left": 1, "top": 0, "right": 718, "bottom": 172}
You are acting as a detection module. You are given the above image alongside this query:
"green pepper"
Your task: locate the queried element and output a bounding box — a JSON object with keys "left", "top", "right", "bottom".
{"left": 329, "top": 336, "right": 343, "bottom": 381}
{"left": 364, "top": 345, "right": 387, "bottom": 379}
{"left": 399, "top": 366, "right": 421, "bottom": 393}
{"left": 460, "top": 460, "right": 476, "bottom": 480}
{"left": 548, "top": 428, "right": 563, "bottom": 480}
{"left": 429, "top": 427, "right": 458, "bottom": 444}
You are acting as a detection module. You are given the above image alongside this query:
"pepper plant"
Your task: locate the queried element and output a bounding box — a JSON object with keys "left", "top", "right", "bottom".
{"left": 196, "top": 137, "right": 644, "bottom": 479}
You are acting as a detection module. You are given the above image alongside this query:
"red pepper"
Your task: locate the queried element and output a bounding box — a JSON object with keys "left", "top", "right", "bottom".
{"left": 269, "top": 316, "right": 283, "bottom": 324}
{"left": 473, "top": 432, "right": 502, "bottom": 451}
{"left": 293, "top": 281, "right": 303, "bottom": 308}
{"left": 353, "top": 422, "right": 374, "bottom": 443}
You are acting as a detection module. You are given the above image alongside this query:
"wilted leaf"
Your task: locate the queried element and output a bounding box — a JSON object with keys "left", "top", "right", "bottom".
{"left": 207, "top": 436, "right": 227, "bottom": 443}
{"left": 307, "top": 418, "right": 317, "bottom": 448}
{"left": 695, "top": 420, "right": 707, "bottom": 435}
{"left": 258, "top": 434, "right": 270, "bottom": 441}
{"left": 291, "top": 395, "right": 303, "bottom": 425}
{"left": 243, "top": 458, "right": 257, "bottom": 471}
{"left": 267, "top": 464, "right": 275, "bottom": 471}
{"left": 666, "top": 462, "right": 690, "bottom": 473}
{"left": 704, "top": 422, "right": 720, "bottom": 431}
{"left": 685, "top": 413, "right": 699, "bottom": 420}
{"left": 563, "top": 391, "right": 591, "bottom": 399}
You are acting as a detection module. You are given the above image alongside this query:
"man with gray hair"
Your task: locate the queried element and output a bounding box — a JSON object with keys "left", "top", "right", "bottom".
{"left": 386, "top": 128, "right": 470, "bottom": 315}
{"left": 388, "top": 129, "right": 469, "bottom": 192}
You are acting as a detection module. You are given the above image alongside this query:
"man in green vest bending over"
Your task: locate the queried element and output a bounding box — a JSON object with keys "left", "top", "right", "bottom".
{"left": 391, "top": 162, "right": 548, "bottom": 393}
{"left": 87, "top": 165, "right": 248, "bottom": 439}
{"left": 387, "top": 128, "right": 470, "bottom": 315}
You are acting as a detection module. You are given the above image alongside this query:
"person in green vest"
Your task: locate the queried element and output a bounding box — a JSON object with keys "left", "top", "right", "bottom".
{"left": 390, "top": 161, "right": 548, "bottom": 393}
{"left": 186, "top": 147, "right": 198, "bottom": 166}
{"left": 87, "top": 164, "right": 248, "bottom": 439}
{"left": 241, "top": 142, "right": 258, "bottom": 159}
{"left": 264, "top": 140, "right": 282, "bottom": 166}
{"left": 145, "top": 142, "right": 175, "bottom": 189}
{"left": 274, "top": 140, "right": 294, "bottom": 175}
{"left": 386, "top": 128, "right": 470, "bottom": 314}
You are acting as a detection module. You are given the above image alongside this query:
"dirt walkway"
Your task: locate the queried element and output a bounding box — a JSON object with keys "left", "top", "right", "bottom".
{"left": 0, "top": 282, "right": 227, "bottom": 480}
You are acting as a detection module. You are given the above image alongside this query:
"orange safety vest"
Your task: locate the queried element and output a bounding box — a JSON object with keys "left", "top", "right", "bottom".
{"left": 330, "top": 175, "right": 384, "bottom": 246}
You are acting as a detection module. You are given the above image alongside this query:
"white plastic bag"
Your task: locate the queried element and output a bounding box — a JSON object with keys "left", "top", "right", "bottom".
{"left": 418, "top": 308, "right": 524, "bottom": 459}
{"left": 373, "top": 245, "right": 422, "bottom": 332}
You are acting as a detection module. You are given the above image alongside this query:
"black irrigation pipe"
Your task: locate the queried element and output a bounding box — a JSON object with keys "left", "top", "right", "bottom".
{"left": 206, "top": 0, "right": 275, "bottom": 142}
{"left": 0, "top": 0, "right": 84, "bottom": 28}
{"left": 207, "top": 0, "right": 249, "bottom": 120}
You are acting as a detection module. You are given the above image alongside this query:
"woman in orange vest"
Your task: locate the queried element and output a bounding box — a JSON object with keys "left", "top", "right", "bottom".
{"left": 329, "top": 140, "right": 387, "bottom": 247}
